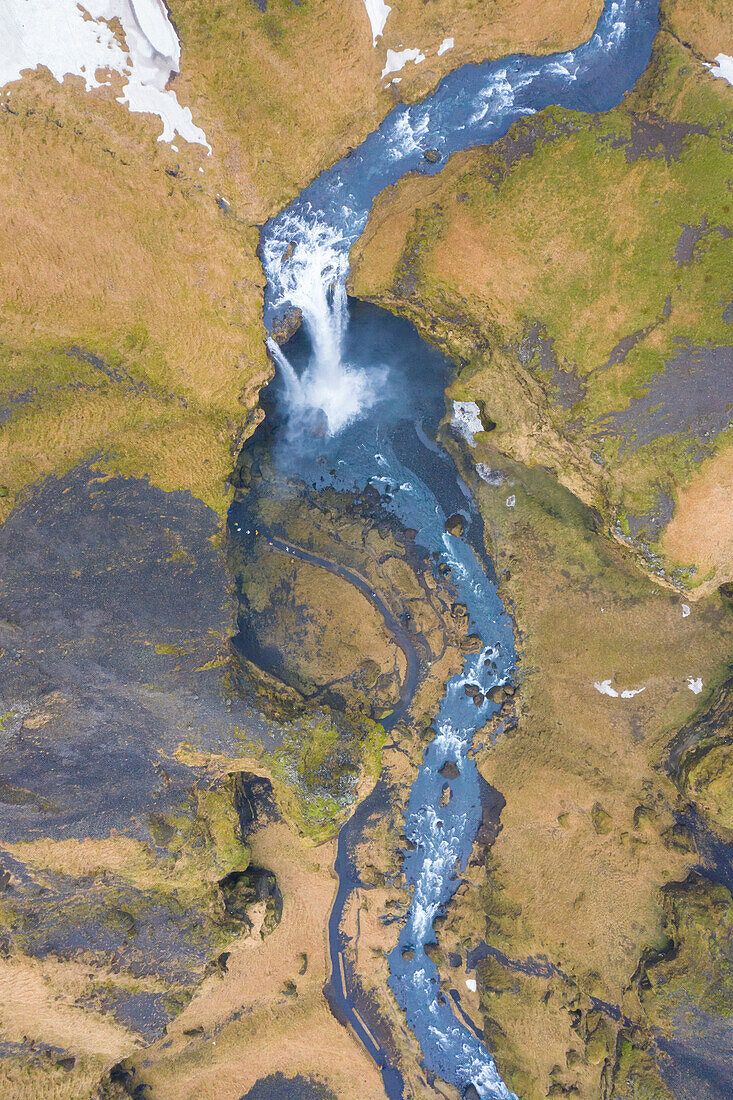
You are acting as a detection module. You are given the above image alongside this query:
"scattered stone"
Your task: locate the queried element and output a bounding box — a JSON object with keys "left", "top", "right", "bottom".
{"left": 440, "top": 783, "right": 452, "bottom": 806}
{"left": 439, "top": 761, "right": 460, "bottom": 780}
{"left": 402, "top": 946, "right": 415, "bottom": 961}
{"left": 425, "top": 942, "right": 442, "bottom": 963}
{"left": 591, "top": 803, "right": 613, "bottom": 835}
{"left": 662, "top": 824, "right": 696, "bottom": 854}
{"left": 464, "top": 682, "right": 481, "bottom": 698}
{"left": 423, "top": 148, "right": 441, "bottom": 163}
{"left": 446, "top": 513, "right": 466, "bottom": 536}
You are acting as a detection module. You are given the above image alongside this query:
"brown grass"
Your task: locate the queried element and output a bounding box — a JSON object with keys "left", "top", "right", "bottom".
{"left": 129, "top": 821, "right": 388, "bottom": 1099}
{"left": 661, "top": 443, "right": 733, "bottom": 591}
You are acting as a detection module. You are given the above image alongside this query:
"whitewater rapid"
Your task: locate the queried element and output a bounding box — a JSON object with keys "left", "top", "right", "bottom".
{"left": 255, "top": 1, "right": 660, "bottom": 1096}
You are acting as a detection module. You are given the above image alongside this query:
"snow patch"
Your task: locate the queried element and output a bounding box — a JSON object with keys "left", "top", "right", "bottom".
{"left": 362, "top": 0, "right": 391, "bottom": 46}
{"left": 505, "top": 495, "right": 516, "bottom": 508}
{"left": 681, "top": 603, "right": 690, "bottom": 618}
{"left": 594, "top": 680, "right": 646, "bottom": 699}
{"left": 686, "top": 677, "right": 703, "bottom": 695}
{"left": 382, "top": 47, "right": 426, "bottom": 80}
{"left": 451, "top": 400, "right": 484, "bottom": 447}
{"left": 705, "top": 53, "right": 733, "bottom": 86}
{"left": 0, "top": 0, "right": 211, "bottom": 151}
{"left": 465, "top": 978, "right": 477, "bottom": 993}
{"left": 438, "top": 38, "right": 454, "bottom": 56}
{"left": 476, "top": 464, "right": 504, "bottom": 487}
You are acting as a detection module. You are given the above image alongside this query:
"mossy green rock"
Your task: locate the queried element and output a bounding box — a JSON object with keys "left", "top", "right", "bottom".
{"left": 685, "top": 742, "right": 733, "bottom": 831}
{"left": 641, "top": 876, "right": 733, "bottom": 1025}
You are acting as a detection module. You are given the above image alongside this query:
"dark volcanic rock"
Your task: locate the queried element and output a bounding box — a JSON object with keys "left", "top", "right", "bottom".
{"left": 0, "top": 464, "right": 278, "bottom": 844}
{"left": 239, "top": 1074, "right": 337, "bottom": 1100}
{"left": 439, "top": 761, "right": 460, "bottom": 780}
{"left": 600, "top": 345, "right": 733, "bottom": 453}
{"left": 446, "top": 513, "right": 466, "bottom": 536}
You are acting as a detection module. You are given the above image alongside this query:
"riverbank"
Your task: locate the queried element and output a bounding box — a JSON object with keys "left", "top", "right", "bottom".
{"left": 349, "top": 26, "right": 733, "bottom": 596}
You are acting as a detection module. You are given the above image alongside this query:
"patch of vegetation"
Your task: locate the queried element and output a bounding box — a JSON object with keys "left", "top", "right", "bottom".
{"left": 235, "top": 708, "right": 386, "bottom": 841}
{"left": 639, "top": 875, "right": 733, "bottom": 1025}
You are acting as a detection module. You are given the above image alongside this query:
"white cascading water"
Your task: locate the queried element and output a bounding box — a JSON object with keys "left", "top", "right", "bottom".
{"left": 262, "top": 216, "right": 383, "bottom": 436}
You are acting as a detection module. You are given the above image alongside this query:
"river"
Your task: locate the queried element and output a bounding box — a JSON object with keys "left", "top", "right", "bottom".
{"left": 231, "top": 2, "right": 661, "bottom": 1096}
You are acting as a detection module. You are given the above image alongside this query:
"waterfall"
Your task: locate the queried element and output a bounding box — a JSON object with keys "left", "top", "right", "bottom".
{"left": 264, "top": 221, "right": 385, "bottom": 435}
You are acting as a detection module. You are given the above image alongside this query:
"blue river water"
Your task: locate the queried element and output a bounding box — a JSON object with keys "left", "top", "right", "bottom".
{"left": 250, "top": 1, "right": 661, "bottom": 1096}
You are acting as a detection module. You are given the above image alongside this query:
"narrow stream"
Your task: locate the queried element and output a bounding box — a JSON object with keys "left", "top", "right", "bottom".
{"left": 233, "top": 2, "right": 661, "bottom": 1095}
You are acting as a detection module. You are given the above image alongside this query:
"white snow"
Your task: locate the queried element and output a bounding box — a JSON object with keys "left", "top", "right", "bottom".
{"left": 705, "top": 53, "right": 733, "bottom": 87}
{"left": 686, "top": 677, "right": 703, "bottom": 695}
{"left": 505, "top": 495, "right": 516, "bottom": 508}
{"left": 382, "top": 47, "right": 426, "bottom": 80}
{"left": 451, "top": 400, "right": 484, "bottom": 447}
{"left": 681, "top": 603, "right": 691, "bottom": 618}
{"left": 437, "top": 38, "right": 454, "bottom": 56}
{"left": 0, "top": 0, "right": 211, "bottom": 151}
{"left": 465, "top": 978, "right": 477, "bottom": 993}
{"left": 362, "top": 0, "right": 391, "bottom": 46}
{"left": 476, "top": 463, "right": 504, "bottom": 487}
{"left": 594, "top": 680, "right": 645, "bottom": 699}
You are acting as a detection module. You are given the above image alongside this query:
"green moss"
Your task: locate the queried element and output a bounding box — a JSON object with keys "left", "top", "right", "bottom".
{"left": 640, "top": 876, "right": 733, "bottom": 1025}
{"left": 613, "top": 1037, "right": 675, "bottom": 1100}
{"left": 233, "top": 708, "right": 386, "bottom": 841}
{"left": 592, "top": 804, "right": 613, "bottom": 835}
{"left": 683, "top": 742, "right": 733, "bottom": 830}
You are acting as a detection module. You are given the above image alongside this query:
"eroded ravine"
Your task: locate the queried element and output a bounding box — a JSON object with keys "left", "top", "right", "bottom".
{"left": 229, "top": 2, "right": 662, "bottom": 1096}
